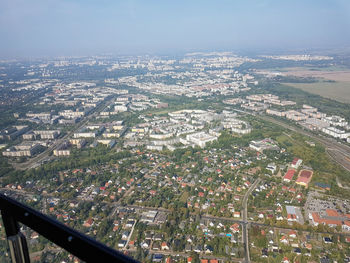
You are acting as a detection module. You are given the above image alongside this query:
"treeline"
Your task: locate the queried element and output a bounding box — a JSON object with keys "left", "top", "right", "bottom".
{"left": 1, "top": 148, "right": 132, "bottom": 185}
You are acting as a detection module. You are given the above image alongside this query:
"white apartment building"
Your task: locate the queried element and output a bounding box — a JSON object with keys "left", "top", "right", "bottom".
{"left": 186, "top": 132, "right": 217, "bottom": 148}
{"left": 322, "top": 127, "right": 349, "bottom": 139}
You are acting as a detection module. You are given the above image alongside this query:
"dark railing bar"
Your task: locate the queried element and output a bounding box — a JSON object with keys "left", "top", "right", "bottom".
{"left": 0, "top": 193, "right": 139, "bottom": 263}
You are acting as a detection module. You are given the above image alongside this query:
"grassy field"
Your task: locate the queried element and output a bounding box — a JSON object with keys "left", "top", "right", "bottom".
{"left": 257, "top": 66, "right": 350, "bottom": 104}
{"left": 285, "top": 81, "right": 350, "bottom": 104}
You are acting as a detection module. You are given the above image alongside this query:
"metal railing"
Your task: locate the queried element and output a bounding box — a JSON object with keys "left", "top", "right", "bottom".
{"left": 0, "top": 193, "right": 139, "bottom": 263}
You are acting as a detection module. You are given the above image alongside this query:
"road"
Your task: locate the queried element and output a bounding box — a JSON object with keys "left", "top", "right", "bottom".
{"left": 126, "top": 247, "right": 240, "bottom": 262}
{"left": 123, "top": 220, "right": 137, "bottom": 251}
{"left": 241, "top": 178, "right": 261, "bottom": 263}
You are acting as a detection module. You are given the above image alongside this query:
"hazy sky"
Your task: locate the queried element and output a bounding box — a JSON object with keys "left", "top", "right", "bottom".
{"left": 1, "top": 0, "right": 350, "bottom": 58}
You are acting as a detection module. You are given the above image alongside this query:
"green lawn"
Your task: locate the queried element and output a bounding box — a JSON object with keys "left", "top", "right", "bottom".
{"left": 285, "top": 81, "right": 350, "bottom": 104}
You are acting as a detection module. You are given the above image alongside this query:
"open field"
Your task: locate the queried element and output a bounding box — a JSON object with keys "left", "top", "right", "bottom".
{"left": 259, "top": 66, "right": 350, "bottom": 104}
{"left": 283, "top": 68, "right": 350, "bottom": 82}
{"left": 285, "top": 81, "right": 350, "bottom": 104}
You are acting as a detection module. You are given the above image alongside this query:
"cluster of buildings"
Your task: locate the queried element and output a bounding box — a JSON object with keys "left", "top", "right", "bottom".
{"left": 100, "top": 94, "right": 167, "bottom": 116}
{"left": 249, "top": 138, "right": 279, "bottom": 153}
{"left": 0, "top": 125, "right": 30, "bottom": 140}
{"left": 260, "top": 54, "right": 333, "bottom": 61}
{"left": 309, "top": 209, "right": 350, "bottom": 230}
{"left": 2, "top": 141, "right": 43, "bottom": 157}
{"left": 1, "top": 126, "right": 62, "bottom": 157}
{"left": 305, "top": 192, "right": 350, "bottom": 231}
{"left": 125, "top": 109, "right": 253, "bottom": 151}
{"left": 113, "top": 53, "right": 257, "bottom": 98}
{"left": 236, "top": 93, "right": 350, "bottom": 142}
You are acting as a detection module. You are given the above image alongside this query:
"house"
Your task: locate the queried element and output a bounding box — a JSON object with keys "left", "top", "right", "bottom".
{"left": 282, "top": 257, "right": 290, "bottom": 263}
{"left": 233, "top": 211, "right": 240, "bottom": 218}
{"left": 324, "top": 237, "right": 333, "bottom": 244}
{"left": 153, "top": 254, "right": 163, "bottom": 263}
{"left": 304, "top": 243, "right": 312, "bottom": 250}
{"left": 161, "top": 242, "right": 169, "bottom": 250}
{"left": 125, "top": 220, "right": 135, "bottom": 228}
{"left": 122, "top": 231, "right": 130, "bottom": 240}
{"left": 343, "top": 221, "right": 350, "bottom": 231}
{"left": 261, "top": 248, "right": 268, "bottom": 257}
{"left": 230, "top": 223, "right": 240, "bottom": 233}
{"left": 141, "top": 240, "right": 151, "bottom": 249}
{"left": 118, "top": 240, "right": 127, "bottom": 248}
{"left": 291, "top": 158, "right": 302, "bottom": 169}
{"left": 194, "top": 245, "right": 202, "bottom": 253}
{"left": 294, "top": 247, "right": 301, "bottom": 254}
{"left": 30, "top": 232, "right": 39, "bottom": 239}
{"left": 83, "top": 218, "right": 94, "bottom": 227}
{"left": 186, "top": 236, "right": 193, "bottom": 243}
{"left": 145, "top": 232, "right": 153, "bottom": 240}
{"left": 205, "top": 245, "right": 214, "bottom": 254}
{"left": 283, "top": 169, "right": 295, "bottom": 183}
{"left": 185, "top": 244, "right": 192, "bottom": 252}
{"left": 288, "top": 230, "right": 297, "bottom": 238}
{"left": 154, "top": 233, "right": 163, "bottom": 241}
{"left": 280, "top": 236, "right": 288, "bottom": 244}
{"left": 152, "top": 242, "right": 160, "bottom": 250}
{"left": 129, "top": 240, "right": 135, "bottom": 247}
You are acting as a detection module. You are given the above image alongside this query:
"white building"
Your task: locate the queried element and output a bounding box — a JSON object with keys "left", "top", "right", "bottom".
{"left": 322, "top": 127, "right": 349, "bottom": 139}
{"left": 114, "top": 104, "right": 128, "bottom": 112}
{"left": 186, "top": 132, "right": 217, "bottom": 148}
{"left": 323, "top": 115, "right": 348, "bottom": 127}
{"left": 266, "top": 109, "right": 286, "bottom": 117}
{"left": 3, "top": 142, "right": 41, "bottom": 157}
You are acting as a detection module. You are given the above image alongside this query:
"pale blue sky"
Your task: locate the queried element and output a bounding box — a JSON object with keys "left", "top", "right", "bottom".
{"left": 0, "top": 0, "right": 349, "bottom": 58}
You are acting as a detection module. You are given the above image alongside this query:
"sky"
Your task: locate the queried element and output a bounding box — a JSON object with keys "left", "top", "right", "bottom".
{"left": 0, "top": 0, "right": 350, "bottom": 58}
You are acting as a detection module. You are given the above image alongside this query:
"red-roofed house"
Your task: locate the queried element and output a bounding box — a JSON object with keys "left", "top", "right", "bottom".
{"left": 83, "top": 218, "right": 94, "bottom": 227}
{"left": 291, "top": 158, "right": 302, "bottom": 169}
{"left": 230, "top": 223, "right": 240, "bottom": 233}
{"left": 161, "top": 242, "right": 170, "bottom": 250}
{"left": 343, "top": 221, "right": 350, "bottom": 231}
{"left": 283, "top": 169, "right": 295, "bottom": 183}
